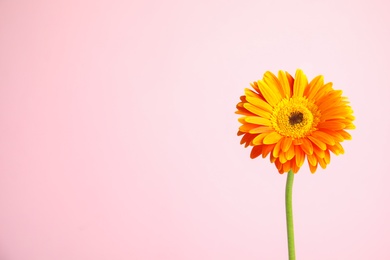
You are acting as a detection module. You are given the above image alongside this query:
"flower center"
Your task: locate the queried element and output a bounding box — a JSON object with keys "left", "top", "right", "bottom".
{"left": 271, "top": 97, "right": 320, "bottom": 138}
{"left": 289, "top": 112, "right": 304, "bottom": 125}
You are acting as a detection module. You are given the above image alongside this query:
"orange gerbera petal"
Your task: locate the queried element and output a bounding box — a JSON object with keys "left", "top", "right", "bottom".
{"left": 273, "top": 139, "right": 283, "bottom": 158}
{"left": 307, "top": 135, "right": 327, "bottom": 150}
{"left": 317, "top": 121, "right": 346, "bottom": 131}
{"left": 313, "top": 145, "right": 325, "bottom": 159}
{"left": 282, "top": 160, "right": 291, "bottom": 173}
{"left": 275, "top": 159, "right": 283, "bottom": 171}
{"left": 324, "top": 149, "right": 331, "bottom": 164}
{"left": 311, "top": 131, "right": 336, "bottom": 146}
{"left": 250, "top": 146, "right": 263, "bottom": 159}
{"left": 262, "top": 144, "right": 276, "bottom": 158}
{"left": 320, "top": 129, "right": 344, "bottom": 142}
{"left": 295, "top": 146, "right": 305, "bottom": 167}
{"left": 337, "top": 130, "right": 352, "bottom": 140}
{"left": 313, "top": 82, "right": 333, "bottom": 100}
{"left": 328, "top": 143, "right": 345, "bottom": 155}
{"left": 305, "top": 75, "right": 324, "bottom": 99}
{"left": 240, "top": 133, "right": 257, "bottom": 147}
{"left": 317, "top": 157, "right": 327, "bottom": 169}
{"left": 249, "top": 81, "right": 261, "bottom": 94}
{"left": 309, "top": 162, "right": 318, "bottom": 174}
{"left": 291, "top": 159, "right": 300, "bottom": 173}
{"left": 286, "top": 144, "right": 295, "bottom": 160}
{"left": 307, "top": 153, "right": 317, "bottom": 166}
{"left": 281, "top": 137, "right": 293, "bottom": 152}
{"left": 270, "top": 153, "right": 277, "bottom": 163}
{"left": 239, "top": 123, "right": 258, "bottom": 132}
{"left": 301, "top": 138, "right": 313, "bottom": 155}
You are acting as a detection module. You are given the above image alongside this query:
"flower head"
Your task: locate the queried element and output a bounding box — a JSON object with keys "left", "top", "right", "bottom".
{"left": 236, "top": 69, "right": 355, "bottom": 173}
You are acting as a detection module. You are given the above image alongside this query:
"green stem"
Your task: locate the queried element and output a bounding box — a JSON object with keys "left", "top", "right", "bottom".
{"left": 286, "top": 169, "right": 296, "bottom": 260}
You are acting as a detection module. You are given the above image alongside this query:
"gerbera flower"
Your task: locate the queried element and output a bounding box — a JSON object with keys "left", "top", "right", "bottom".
{"left": 236, "top": 69, "right": 355, "bottom": 173}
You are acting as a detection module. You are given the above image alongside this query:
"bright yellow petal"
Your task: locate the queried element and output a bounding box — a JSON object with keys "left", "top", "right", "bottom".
{"left": 250, "top": 81, "right": 261, "bottom": 94}
{"left": 243, "top": 103, "right": 271, "bottom": 118}
{"left": 285, "top": 71, "right": 294, "bottom": 91}
{"left": 244, "top": 116, "right": 272, "bottom": 126}
{"left": 263, "top": 132, "right": 283, "bottom": 144}
{"left": 264, "top": 71, "right": 285, "bottom": 98}
{"left": 278, "top": 70, "right": 291, "bottom": 98}
{"left": 293, "top": 69, "right": 308, "bottom": 97}
{"left": 244, "top": 88, "right": 260, "bottom": 98}
{"left": 249, "top": 126, "right": 274, "bottom": 134}
{"left": 246, "top": 96, "right": 273, "bottom": 113}
{"left": 257, "top": 79, "right": 282, "bottom": 107}
{"left": 252, "top": 133, "right": 268, "bottom": 145}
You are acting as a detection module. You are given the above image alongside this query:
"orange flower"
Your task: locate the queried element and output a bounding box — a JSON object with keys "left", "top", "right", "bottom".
{"left": 236, "top": 69, "right": 355, "bottom": 173}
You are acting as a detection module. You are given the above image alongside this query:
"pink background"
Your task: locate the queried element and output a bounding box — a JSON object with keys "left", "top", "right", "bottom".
{"left": 1, "top": 0, "right": 389, "bottom": 259}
